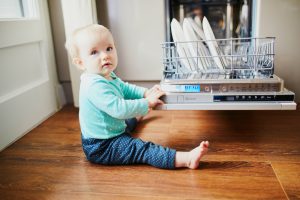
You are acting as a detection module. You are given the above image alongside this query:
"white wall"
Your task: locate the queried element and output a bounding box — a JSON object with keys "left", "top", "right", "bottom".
{"left": 48, "top": 0, "right": 73, "bottom": 103}
{"left": 255, "top": 0, "right": 300, "bottom": 102}
{"left": 97, "top": 0, "right": 166, "bottom": 81}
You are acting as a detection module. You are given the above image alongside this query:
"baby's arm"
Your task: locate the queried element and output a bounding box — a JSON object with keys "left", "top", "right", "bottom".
{"left": 88, "top": 83, "right": 148, "bottom": 119}
{"left": 119, "top": 79, "right": 147, "bottom": 100}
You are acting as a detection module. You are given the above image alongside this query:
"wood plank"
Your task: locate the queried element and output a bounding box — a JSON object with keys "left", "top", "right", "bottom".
{"left": 1, "top": 105, "right": 300, "bottom": 199}
{"left": 167, "top": 109, "right": 300, "bottom": 162}
{"left": 272, "top": 162, "right": 300, "bottom": 200}
{"left": 0, "top": 159, "right": 286, "bottom": 199}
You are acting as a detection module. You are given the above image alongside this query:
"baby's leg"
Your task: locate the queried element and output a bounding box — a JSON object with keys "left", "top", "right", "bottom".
{"left": 82, "top": 132, "right": 208, "bottom": 169}
{"left": 83, "top": 133, "right": 176, "bottom": 169}
{"left": 175, "top": 141, "right": 209, "bottom": 169}
{"left": 125, "top": 118, "right": 138, "bottom": 133}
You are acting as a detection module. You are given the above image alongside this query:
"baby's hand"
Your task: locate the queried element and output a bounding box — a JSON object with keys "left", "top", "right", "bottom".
{"left": 144, "top": 85, "right": 162, "bottom": 98}
{"left": 145, "top": 85, "right": 165, "bottom": 108}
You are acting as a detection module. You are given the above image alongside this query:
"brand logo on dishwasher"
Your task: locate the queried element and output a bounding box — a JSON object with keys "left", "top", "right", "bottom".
{"left": 185, "top": 97, "right": 197, "bottom": 101}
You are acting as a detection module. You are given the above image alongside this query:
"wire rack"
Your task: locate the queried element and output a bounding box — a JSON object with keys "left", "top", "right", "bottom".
{"left": 161, "top": 37, "right": 275, "bottom": 80}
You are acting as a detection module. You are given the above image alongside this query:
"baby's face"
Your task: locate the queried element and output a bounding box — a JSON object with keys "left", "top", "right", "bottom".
{"left": 75, "top": 28, "right": 118, "bottom": 78}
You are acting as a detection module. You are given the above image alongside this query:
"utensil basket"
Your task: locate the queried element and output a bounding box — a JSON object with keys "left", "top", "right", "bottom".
{"left": 162, "top": 37, "right": 275, "bottom": 80}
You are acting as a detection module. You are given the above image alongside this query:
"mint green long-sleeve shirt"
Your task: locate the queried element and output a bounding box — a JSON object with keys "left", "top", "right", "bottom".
{"left": 79, "top": 72, "right": 149, "bottom": 139}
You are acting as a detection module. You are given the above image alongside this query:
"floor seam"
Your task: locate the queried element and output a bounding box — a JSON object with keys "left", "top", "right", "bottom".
{"left": 270, "top": 161, "right": 290, "bottom": 200}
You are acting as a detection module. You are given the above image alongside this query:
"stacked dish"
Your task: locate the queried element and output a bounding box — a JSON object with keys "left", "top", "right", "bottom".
{"left": 171, "top": 17, "right": 227, "bottom": 73}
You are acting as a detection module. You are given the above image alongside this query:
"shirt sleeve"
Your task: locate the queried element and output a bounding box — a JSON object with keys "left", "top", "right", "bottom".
{"left": 118, "top": 78, "right": 147, "bottom": 99}
{"left": 87, "top": 81, "right": 149, "bottom": 119}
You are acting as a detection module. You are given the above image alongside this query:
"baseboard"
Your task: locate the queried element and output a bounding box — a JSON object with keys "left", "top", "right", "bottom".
{"left": 55, "top": 83, "right": 66, "bottom": 109}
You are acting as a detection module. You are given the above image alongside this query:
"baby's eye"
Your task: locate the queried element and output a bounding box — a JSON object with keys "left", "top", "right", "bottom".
{"left": 91, "top": 50, "right": 98, "bottom": 55}
{"left": 107, "top": 47, "right": 113, "bottom": 52}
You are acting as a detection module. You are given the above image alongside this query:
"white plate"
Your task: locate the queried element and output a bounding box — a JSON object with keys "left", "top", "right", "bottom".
{"left": 171, "top": 18, "right": 195, "bottom": 72}
{"left": 187, "top": 17, "right": 206, "bottom": 40}
{"left": 183, "top": 18, "right": 210, "bottom": 70}
{"left": 194, "top": 16, "right": 202, "bottom": 29}
{"left": 202, "top": 17, "right": 224, "bottom": 70}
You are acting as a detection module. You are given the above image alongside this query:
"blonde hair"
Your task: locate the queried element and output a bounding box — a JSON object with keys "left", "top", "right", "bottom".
{"left": 65, "top": 24, "right": 110, "bottom": 59}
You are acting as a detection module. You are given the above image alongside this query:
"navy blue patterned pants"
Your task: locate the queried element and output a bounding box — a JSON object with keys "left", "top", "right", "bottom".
{"left": 81, "top": 118, "right": 176, "bottom": 169}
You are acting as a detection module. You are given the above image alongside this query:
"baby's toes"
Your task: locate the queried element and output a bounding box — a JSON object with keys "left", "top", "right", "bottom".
{"left": 199, "top": 141, "right": 209, "bottom": 148}
{"left": 199, "top": 141, "right": 205, "bottom": 148}
{"left": 204, "top": 141, "right": 209, "bottom": 148}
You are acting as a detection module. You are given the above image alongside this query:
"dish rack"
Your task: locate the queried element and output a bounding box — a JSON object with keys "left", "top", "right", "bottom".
{"left": 161, "top": 37, "right": 275, "bottom": 80}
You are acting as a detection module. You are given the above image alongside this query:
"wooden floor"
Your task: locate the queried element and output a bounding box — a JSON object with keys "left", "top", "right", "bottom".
{"left": 1, "top": 105, "right": 300, "bottom": 200}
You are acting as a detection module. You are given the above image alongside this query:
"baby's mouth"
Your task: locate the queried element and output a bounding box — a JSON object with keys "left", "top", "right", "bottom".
{"left": 100, "top": 63, "right": 113, "bottom": 74}
{"left": 102, "top": 63, "right": 112, "bottom": 68}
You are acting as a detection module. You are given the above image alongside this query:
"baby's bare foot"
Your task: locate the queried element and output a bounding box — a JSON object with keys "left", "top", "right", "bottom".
{"left": 188, "top": 141, "right": 209, "bottom": 169}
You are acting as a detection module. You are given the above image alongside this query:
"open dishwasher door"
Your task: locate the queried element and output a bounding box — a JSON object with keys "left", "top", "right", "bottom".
{"left": 157, "top": 92, "right": 297, "bottom": 110}
{"left": 156, "top": 37, "right": 297, "bottom": 110}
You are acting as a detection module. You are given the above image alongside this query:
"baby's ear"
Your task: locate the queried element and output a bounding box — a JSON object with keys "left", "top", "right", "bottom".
{"left": 72, "top": 57, "right": 85, "bottom": 70}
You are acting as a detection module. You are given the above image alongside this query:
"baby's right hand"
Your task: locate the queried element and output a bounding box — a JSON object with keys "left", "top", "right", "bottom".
{"left": 145, "top": 87, "right": 165, "bottom": 108}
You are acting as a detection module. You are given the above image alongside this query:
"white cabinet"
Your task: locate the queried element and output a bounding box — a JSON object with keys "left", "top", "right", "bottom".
{"left": 103, "top": 0, "right": 166, "bottom": 81}
{"left": 0, "top": 1, "right": 59, "bottom": 150}
{"left": 253, "top": 0, "right": 300, "bottom": 102}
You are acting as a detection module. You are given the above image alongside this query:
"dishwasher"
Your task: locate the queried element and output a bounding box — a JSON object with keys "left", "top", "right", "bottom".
{"left": 157, "top": 37, "right": 296, "bottom": 110}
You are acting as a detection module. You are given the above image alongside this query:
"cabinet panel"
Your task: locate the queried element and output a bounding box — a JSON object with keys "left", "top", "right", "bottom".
{"left": 105, "top": 0, "right": 165, "bottom": 80}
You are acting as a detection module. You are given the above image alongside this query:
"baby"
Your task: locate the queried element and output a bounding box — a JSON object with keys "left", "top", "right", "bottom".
{"left": 65, "top": 24, "right": 209, "bottom": 169}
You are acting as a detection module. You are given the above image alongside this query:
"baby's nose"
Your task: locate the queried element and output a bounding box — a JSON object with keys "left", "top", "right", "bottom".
{"left": 101, "top": 53, "right": 109, "bottom": 61}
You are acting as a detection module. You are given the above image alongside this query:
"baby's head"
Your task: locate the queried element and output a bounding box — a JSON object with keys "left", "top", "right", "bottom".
{"left": 65, "top": 24, "right": 118, "bottom": 79}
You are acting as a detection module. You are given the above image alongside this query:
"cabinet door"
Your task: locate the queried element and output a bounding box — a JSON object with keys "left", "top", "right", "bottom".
{"left": 0, "top": 0, "right": 58, "bottom": 150}
{"left": 106, "top": 0, "right": 165, "bottom": 81}
{"left": 254, "top": 0, "right": 300, "bottom": 102}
